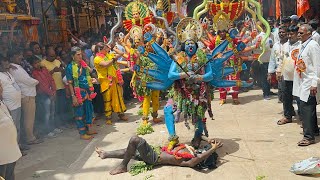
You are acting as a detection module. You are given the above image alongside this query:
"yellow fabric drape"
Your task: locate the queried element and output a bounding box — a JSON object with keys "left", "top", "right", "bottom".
{"left": 102, "top": 78, "right": 126, "bottom": 117}
{"left": 142, "top": 90, "right": 160, "bottom": 117}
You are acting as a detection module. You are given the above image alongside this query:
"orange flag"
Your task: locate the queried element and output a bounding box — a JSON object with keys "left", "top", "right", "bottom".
{"left": 297, "top": 0, "right": 310, "bottom": 17}
{"left": 276, "top": 0, "right": 281, "bottom": 20}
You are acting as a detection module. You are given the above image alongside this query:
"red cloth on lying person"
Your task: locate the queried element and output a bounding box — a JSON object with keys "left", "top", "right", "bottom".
{"left": 162, "top": 144, "right": 195, "bottom": 159}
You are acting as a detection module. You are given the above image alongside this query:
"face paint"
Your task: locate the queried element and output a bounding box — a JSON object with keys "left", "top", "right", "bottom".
{"left": 156, "top": 10, "right": 163, "bottom": 17}
{"left": 185, "top": 40, "right": 197, "bottom": 57}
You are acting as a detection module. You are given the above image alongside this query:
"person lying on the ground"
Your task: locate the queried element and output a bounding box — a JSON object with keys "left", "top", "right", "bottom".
{"left": 95, "top": 135, "right": 223, "bottom": 175}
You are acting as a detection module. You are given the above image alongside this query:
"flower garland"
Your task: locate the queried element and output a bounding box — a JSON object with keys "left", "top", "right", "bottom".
{"left": 96, "top": 52, "right": 124, "bottom": 86}
{"left": 174, "top": 50, "right": 209, "bottom": 120}
{"left": 295, "top": 59, "right": 306, "bottom": 78}
{"left": 135, "top": 56, "right": 155, "bottom": 97}
{"left": 132, "top": 18, "right": 143, "bottom": 26}
{"left": 129, "top": 48, "right": 136, "bottom": 71}
{"left": 215, "top": 34, "right": 240, "bottom": 76}
{"left": 162, "top": 144, "right": 195, "bottom": 159}
{"left": 72, "top": 60, "right": 96, "bottom": 103}
{"left": 196, "top": 49, "right": 208, "bottom": 65}
{"left": 127, "top": 49, "right": 145, "bottom": 101}
{"left": 215, "top": 34, "right": 233, "bottom": 50}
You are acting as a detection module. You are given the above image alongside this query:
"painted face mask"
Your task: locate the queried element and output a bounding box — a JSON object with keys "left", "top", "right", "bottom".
{"left": 156, "top": 10, "right": 164, "bottom": 17}
{"left": 185, "top": 40, "right": 197, "bottom": 57}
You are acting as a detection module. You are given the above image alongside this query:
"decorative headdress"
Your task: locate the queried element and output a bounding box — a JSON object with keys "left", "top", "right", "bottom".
{"left": 132, "top": 2, "right": 139, "bottom": 13}
{"left": 129, "top": 25, "right": 143, "bottom": 43}
{"left": 156, "top": 0, "right": 170, "bottom": 12}
{"left": 209, "top": 0, "right": 245, "bottom": 31}
{"left": 176, "top": 18, "right": 203, "bottom": 43}
{"left": 144, "top": 23, "right": 157, "bottom": 34}
{"left": 125, "top": 1, "right": 149, "bottom": 20}
{"left": 156, "top": 0, "right": 164, "bottom": 10}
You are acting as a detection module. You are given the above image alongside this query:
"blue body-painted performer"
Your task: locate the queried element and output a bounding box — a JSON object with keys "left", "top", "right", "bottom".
{"left": 164, "top": 98, "right": 178, "bottom": 149}
{"left": 136, "top": 17, "right": 251, "bottom": 149}
{"left": 66, "top": 47, "right": 97, "bottom": 140}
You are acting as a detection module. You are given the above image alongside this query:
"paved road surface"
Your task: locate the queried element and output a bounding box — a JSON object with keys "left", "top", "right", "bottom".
{"left": 15, "top": 90, "right": 320, "bottom": 180}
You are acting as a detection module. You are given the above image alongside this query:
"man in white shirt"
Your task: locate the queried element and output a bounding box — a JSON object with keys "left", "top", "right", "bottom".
{"left": 273, "top": 25, "right": 301, "bottom": 125}
{"left": 309, "top": 19, "right": 320, "bottom": 45}
{"left": 272, "top": 27, "right": 280, "bottom": 44}
{"left": 253, "top": 29, "right": 273, "bottom": 100}
{"left": 0, "top": 56, "right": 22, "bottom": 144}
{"left": 0, "top": 98, "right": 22, "bottom": 180}
{"left": 8, "top": 49, "right": 43, "bottom": 145}
{"left": 293, "top": 24, "right": 320, "bottom": 146}
{"left": 268, "top": 26, "right": 288, "bottom": 102}
{"left": 268, "top": 26, "right": 288, "bottom": 75}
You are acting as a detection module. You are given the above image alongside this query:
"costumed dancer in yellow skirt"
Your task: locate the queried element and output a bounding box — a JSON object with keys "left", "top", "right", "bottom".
{"left": 94, "top": 42, "right": 127, "bottom": 125}
{"left": 114, "top": 25, "right": 162, "bottom": 129}
{"left": 121, "top": 1, "right": 163, "bottom": 128}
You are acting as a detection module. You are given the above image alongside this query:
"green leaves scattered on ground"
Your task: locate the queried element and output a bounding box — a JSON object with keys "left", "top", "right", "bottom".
{"left": 138, "top": 108, "right": 143, "bottom": 116}
{"left": 256, "top": 175, "right": 266, "bottom": 180}
{"left": 32, "top": 173, "right": 40, "bottom": 178}
{"left": 136, "top": 122, "right": 154, "bottom": 135}
{"left": 143, "top": 174, "right": 154, "bottom": 180}
{"left": 129, "top": 162, "right": 154, "bottom": 176}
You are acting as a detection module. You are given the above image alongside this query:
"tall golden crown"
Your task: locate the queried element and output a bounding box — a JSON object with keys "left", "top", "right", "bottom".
{"left": 182, "top": 23, "right": 198, "bottom": 42}
{"left": 132, "top": 2, "right": 139, "bottom": 13}
{"left": 176, "top": 18, "right": 203, "bottom": 43}
{"left": 153, "top": 0, "right": 170, "bottom": 12}
{"left": 209, "top": 0, "right": 245, "bottom": 31}
{"left": 125, "top": 1, "right": 149, "bottom": 20}
{"left": 156, "top": 0, "right": 164, "bottom": 10}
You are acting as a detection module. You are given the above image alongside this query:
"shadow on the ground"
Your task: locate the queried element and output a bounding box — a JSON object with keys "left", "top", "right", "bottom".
{"left": 298, "top": 174, "right": 320, "bottom": 178}
{"left": 16, "top": 98, "right": 151, "bottom": 180}
{"left": 218, "top": 138, "right": 241, "bottom": 158}
{"left": 237, "top": 90, "right": 281, "bottom": 105}
{"left": 16, "top": 114, "right": 119, "bottom": 180}
{"left": 214, "top": 138, "right": 253, "bottom": 166}
{"left": 152, "top": 138, "right": 242, "bottom": 175}
{"left": 237, "top": 94, "right": 263, "bottom": 105}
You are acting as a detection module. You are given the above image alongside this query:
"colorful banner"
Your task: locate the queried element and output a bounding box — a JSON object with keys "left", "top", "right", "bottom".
{"left": 297, "top": 0, "right": 310, "bottom": 17}
{"left": 276, "top": 0, "right": 281, "bottom": 19}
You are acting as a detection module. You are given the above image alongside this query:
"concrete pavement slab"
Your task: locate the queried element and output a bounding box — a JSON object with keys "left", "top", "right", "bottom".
{"left": 15, "top": 90, "right": 320, "bottom": 180}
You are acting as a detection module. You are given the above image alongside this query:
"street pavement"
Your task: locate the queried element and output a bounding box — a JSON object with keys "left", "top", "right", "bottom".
{"left": 15, "top": 89, "right": 320, "bottom": 180}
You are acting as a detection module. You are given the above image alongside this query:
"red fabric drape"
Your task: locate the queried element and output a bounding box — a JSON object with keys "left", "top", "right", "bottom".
{"left": 268, "top": 0, "right": 275, "bottom": 17}
{"left": 276, "top": 0, "right": 281, "bottom": 19}
{"left": 297, "top": 0, "right": 310, "bottom": 17}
